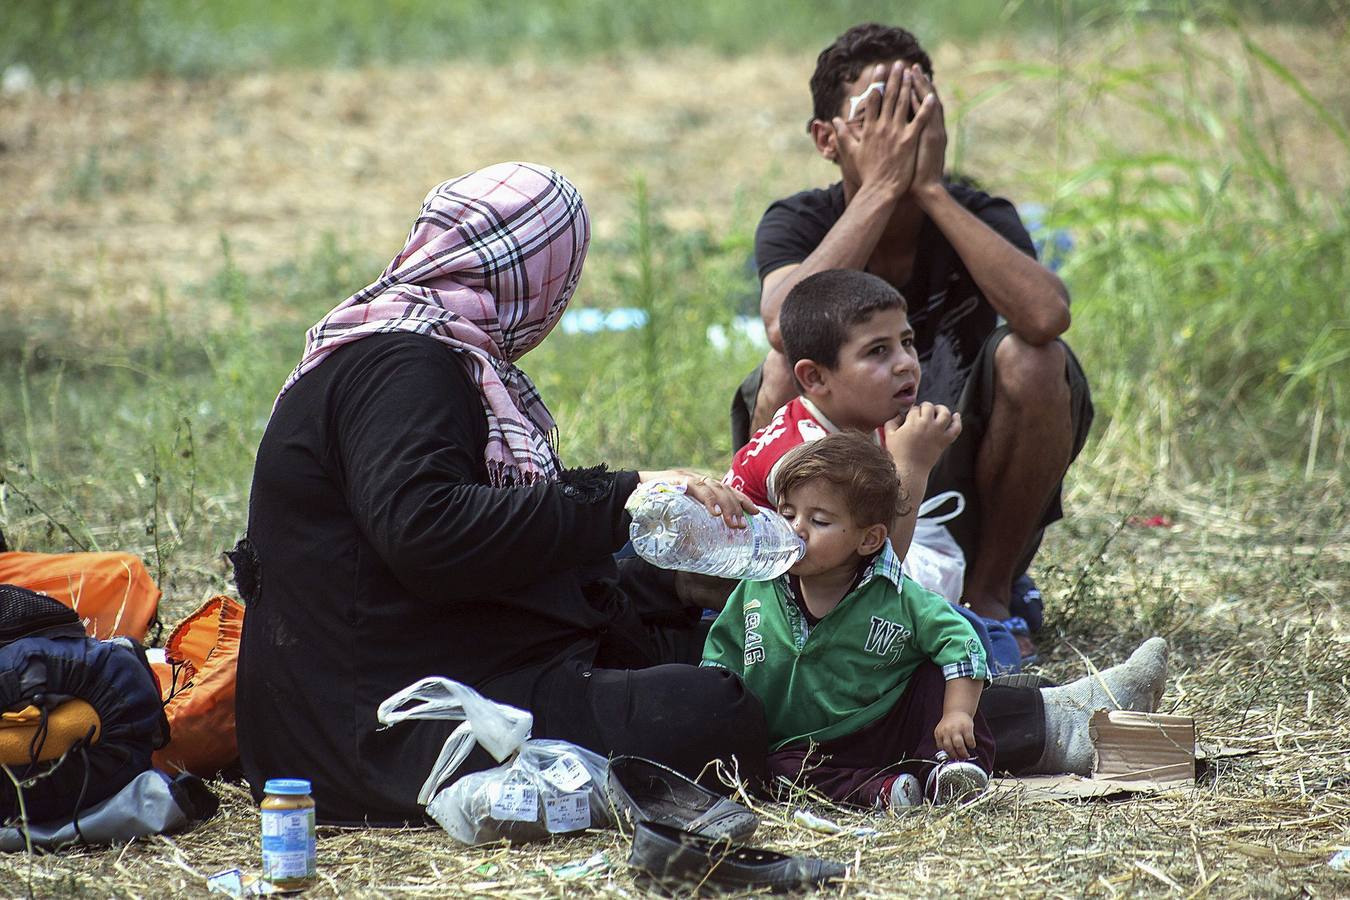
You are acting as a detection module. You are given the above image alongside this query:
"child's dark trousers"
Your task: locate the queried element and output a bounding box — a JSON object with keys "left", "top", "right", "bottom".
{"left": 765, "top": 662, "right": 996, "bottom": 806}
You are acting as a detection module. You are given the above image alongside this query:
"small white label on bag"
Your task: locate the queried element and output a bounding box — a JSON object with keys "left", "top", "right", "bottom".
{"left": 540, "top": 753, "right": 592, "bottom": 792}
{"left": 544, "top": 792, "right": 590, "bottom": 833}
{"left": 489, "top": 782, "right": 538, "bottom": 822}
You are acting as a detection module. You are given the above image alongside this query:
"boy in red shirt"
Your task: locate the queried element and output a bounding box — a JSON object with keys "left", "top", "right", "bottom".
{"left": 724, "top": 268, "right": 1026, "bottom": 671}
{"left": 726, "top": 269, "right": 957, "bottom": 558}
{"left": 719, "top": 270, "right": 1174, "bottom": 784}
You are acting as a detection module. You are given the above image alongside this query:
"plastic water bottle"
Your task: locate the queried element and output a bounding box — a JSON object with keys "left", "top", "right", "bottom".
{"left": 626, "top": 483, "right": 805, "bottom": 581}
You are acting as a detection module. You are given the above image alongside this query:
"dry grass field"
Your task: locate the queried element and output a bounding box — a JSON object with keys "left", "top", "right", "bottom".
{"left": 1, "top": 20, "right": 1347, "bottom": 899}
{"left": 2, "top": 29, "right": 1346, "bottom": 326}
{"left": 2, "top": 493, "right": 1346, "bottom": 897}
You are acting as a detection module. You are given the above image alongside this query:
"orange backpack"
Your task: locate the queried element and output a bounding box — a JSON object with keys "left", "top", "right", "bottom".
{"left": 0, "top": 551, "right": 161, "bottom": 641}
{"left": 149, "top": 595, "right": 243, "bottom": 776}
{"left": 0, "top": 548, "right": 242, "bottom": 777}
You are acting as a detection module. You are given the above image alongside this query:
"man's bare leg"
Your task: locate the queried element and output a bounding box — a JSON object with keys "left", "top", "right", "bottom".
{"left": 751, "top": 350, "right": 798, "bottom": 434}
{"left": 963, "top": 335, "right": 1073, "bottom": 626}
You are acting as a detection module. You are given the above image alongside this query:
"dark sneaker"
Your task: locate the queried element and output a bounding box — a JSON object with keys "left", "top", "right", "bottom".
{"left": 627, "top": 821, "right": 847, "bottom": 891}
{"left": 1009, "top": 573, "right": 1044, "bottom": 632}
{"left": 1002, "top": 615, "right": 1039, "bottom": 666}
{"left": 606, "top": 756, "right": 759, "bottom": 841}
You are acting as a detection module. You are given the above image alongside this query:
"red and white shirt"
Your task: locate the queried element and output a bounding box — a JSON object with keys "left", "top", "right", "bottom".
{"left": 724, "top": 397, "right": 885, "bottom": 509}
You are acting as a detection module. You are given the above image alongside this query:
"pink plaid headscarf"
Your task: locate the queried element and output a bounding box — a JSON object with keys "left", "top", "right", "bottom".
{"left": 277, "top": 162, "right": 590, "bottom": 486}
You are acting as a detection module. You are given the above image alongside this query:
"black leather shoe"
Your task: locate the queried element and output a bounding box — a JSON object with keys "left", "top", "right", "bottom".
{"left": 606, "top": 756, "right": 758, "bottom": 840}
{"left": 627, "top": 821, "right": 848, "bottom": 892}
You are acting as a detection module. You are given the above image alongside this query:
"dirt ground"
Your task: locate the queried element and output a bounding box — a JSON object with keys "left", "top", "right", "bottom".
{"left": 1, "top": 27, "right": 1346, "bottom": 323}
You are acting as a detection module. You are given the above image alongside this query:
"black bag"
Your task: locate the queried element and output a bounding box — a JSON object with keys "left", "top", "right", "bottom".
{"left": 0, "top": 584, "right": 169, "bottom": 825}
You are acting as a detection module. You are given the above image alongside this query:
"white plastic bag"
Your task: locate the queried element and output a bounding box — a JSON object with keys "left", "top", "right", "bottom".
{"left": 425, "top": 739, "right": 612, "bottom": 845}
{"left": 377, "top": 677, "right": 613, "bottom": 846}
{"left": 902, "top": 491, "right": 967, "bottom": 604}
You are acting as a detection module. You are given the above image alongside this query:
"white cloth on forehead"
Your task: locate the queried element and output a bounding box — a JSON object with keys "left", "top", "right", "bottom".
{"left": 847, "top": 81, "right": 887, "bottom": 120}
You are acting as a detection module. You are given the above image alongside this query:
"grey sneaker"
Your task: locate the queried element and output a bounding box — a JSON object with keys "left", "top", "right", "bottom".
{"left": 925, "top": 758, "right": 989, "bottom": 804}
{"left": 885, "top": 773, "right": 922, "bottom": 810}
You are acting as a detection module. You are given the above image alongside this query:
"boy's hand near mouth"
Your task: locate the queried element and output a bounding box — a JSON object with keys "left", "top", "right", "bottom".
{"left": 885, "top": 401, "right": 962, "bottom": 474}
{"left": 884, "top": 401, "right": 962, "bottom": 565}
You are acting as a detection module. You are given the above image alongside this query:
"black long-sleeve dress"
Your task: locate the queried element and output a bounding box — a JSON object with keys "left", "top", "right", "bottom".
{"left": 235, "top": 332, "right": 766, "bottom": 823}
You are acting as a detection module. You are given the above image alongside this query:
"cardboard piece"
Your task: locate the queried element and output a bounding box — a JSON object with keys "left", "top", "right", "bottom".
{"left": 990, "top": 711, "right": 1205, "bottom": 803}
{"left": 989, "top": 774, "right": 1166, "bottom": 803}
{"left": 1090, "top": 710, "right": 1196, "bottom": 785}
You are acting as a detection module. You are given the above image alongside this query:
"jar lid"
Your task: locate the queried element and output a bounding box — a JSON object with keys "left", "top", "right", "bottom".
{"left": 264, "top": 778, "right": 312, "bottom": 796}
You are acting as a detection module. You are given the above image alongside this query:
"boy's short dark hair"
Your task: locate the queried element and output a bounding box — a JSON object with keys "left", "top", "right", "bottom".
{"left": 775, "top": 431, "right": 902, "bottom": 528}
{"left": 810, "top": 23, "right": 934, "bottom": 128}
{"left": 780, "top": 269, "right": 907, "bottom": 371}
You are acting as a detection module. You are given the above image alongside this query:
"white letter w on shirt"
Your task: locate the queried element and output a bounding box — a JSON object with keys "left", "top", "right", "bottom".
{"left": 864, "top": 616, "right": 912, "bottom": 657}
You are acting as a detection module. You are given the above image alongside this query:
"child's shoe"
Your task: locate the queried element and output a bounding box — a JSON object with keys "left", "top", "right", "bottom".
{"left": 875, "top": 773, "right": 922, "bottom": 811}
{"left": 925, "top": 756, "right": 989, "bottom": 804}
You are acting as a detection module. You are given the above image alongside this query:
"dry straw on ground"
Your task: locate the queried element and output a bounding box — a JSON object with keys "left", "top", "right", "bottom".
{"left": 2, "top": 476, "right": 1344, "bottom": 897}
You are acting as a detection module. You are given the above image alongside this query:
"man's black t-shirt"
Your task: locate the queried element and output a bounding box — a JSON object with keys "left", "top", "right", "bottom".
{"left": 753, "top": 182, "right": 1037, "bottom": 410}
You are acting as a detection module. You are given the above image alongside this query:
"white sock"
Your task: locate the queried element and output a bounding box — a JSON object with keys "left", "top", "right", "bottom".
{"left": 1034, "top": 637, "right": 1169, "bottom": 775}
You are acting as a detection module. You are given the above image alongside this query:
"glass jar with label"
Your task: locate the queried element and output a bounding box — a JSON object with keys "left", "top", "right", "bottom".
{"left": 261, "top": 778, "right": 316, "bottom": 890}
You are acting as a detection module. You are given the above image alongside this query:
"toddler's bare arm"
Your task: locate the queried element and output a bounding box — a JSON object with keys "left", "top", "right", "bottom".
{"left": 934, "top": 676, "right": 983, "bottom": 760}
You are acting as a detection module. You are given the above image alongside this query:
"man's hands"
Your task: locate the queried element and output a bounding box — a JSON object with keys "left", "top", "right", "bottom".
{"left": 907, "top": 66, "right": 948, "bottom": 202}
{"left": 885, "top": 402, "right": 962, "bottom": 475}
{"left": 636, "top": 469, "right": 758, "bottom": 529}
{"left": 831, "top": 62, "right": 935, "bottom": 202}
{"left": 831, "top": 62, "right": 942, "bottom": 204}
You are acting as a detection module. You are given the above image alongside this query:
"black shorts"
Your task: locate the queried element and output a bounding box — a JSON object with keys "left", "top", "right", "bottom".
{"left": 924, "top": 326, "right": 1094, "bottom": 575}
{"left": 729, "top": 326, "right": 1093, "bottom": 576}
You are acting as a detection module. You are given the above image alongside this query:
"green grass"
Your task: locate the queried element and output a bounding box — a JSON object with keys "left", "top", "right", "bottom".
{"left": 1026, "top": 13, "right": 1350, "bottom": 483}
{"left": 2, "top": 172, "right": 1344, "bottom": 604}
{"left": 2, "top": 0, "right": 1345, "bottom": 82}
{"left": 0, "top": 4, "right": 1346, "bottom": 601}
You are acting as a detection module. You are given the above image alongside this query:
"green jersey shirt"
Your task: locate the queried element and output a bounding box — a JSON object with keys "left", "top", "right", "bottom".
{"left": 701, "top": 542, "right": 988, "bottom": 751}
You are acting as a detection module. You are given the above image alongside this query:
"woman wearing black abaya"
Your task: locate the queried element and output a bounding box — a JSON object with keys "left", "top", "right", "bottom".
{"left": 234, "top": 162, "right": 766, "bottom": 824}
